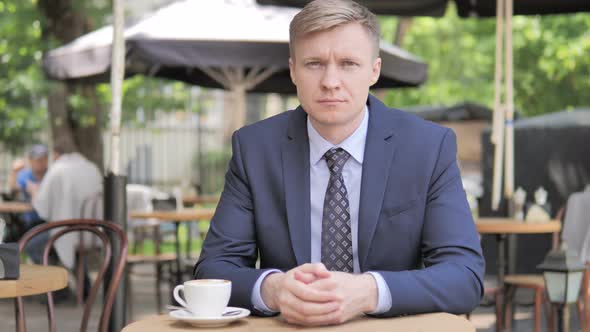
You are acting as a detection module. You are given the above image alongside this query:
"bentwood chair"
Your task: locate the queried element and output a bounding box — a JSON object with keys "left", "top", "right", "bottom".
{"left": 16, "top": 219, "right": 128, "bottom": 332}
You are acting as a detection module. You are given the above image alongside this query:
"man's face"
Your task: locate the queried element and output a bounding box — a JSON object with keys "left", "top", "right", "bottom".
{"left": 30, "top": 156, "right": 48, "bottom": 179}
{"left": 289, "top": 23, "right": 381, "bottom": 133}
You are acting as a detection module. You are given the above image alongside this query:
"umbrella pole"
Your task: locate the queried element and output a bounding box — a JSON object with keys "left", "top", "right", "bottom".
{"left": 503, "top": 0, "right": 515, "bottom": 201}
{"left": 232, "top": 85, "right": 247, "bottom": 135}
{"left": 104, "top": 0, "right": 127, "bottom": 331}
{"left": 491, "top": 0, "right": 506, "bottom": 211}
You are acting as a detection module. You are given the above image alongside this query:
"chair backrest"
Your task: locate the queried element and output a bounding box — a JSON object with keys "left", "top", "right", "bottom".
{"left": 17, "top": 219, "right": 128, "bottom": 332}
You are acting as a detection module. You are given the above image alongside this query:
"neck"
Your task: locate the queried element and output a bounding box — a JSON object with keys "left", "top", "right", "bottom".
{"left": 311, "top": 111, "right": 365, "bottom": 145}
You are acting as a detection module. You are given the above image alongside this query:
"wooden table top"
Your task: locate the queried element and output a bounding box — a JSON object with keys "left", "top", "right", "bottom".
{"left": 122, "top": 313, "right": 475, "bottom": 332}
{"left": 0, "top": 202, "right": 33, "bottom": 213}
{"left": 0, "top": 264, "right": 68, "bottom": 298}
{"left": 129, "top": 208, "right": 216, "bottom": 222}
{"left": 476, "top": 218, "right": 561, "bottom": 234}
{"left": 182, "top": 195, "right": 219, "bottom": 205}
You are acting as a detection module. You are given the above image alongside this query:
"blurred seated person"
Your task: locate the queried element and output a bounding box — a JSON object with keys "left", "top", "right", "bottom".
{"left": 6, "top": 144, "right": 49, "bottom": 263}
{"left": 30, "top": 141, "right": 103, "bottom": 272}
{"left": 7, "top": 144, "right": 48, "bottom": 201}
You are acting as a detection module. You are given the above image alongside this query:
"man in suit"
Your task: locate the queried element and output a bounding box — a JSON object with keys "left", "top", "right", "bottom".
{"left": 194, "top": 0, "right": 484, "bottom": 326}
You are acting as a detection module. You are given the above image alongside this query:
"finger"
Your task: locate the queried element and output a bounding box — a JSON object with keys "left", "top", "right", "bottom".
{"left": 294, "top": 270, "right": 318, "bottom": 284}
{"left": 308, "top": 276, "right": 338, "bottom": 291}
{"left": 301, "top": 308, "right": 346, "bottom": 326}
{"left": 297, "top": 263, "right": 331, "bottom": 278}
{"left": 283, "top": 306, "right": 344, "bottom": 327}
{"left": 284, "top": 278, "right": 340, "bottom": 303}
{"left": 295, "top": 300, "right": 341, "bottom": 316}
{"left": 281, "top": 302, "right": 341, "bottom": 326}
{"left": 278, "top": 288, "right": 337, "bottom": 319}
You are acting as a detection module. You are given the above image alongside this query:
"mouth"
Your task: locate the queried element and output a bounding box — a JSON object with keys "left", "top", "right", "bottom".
{"left": 317, "top": 99, "right": 345, "bottom": 105}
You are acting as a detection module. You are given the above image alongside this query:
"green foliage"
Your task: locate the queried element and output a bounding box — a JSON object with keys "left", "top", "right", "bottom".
{"left": 0, "top": 0, "right": 194, "bottom": 153}
{"left": 195, "top": 149, "right": 231, "bottom": 195}
{"left": 0, "top": 0, "right": 48, "bottom": 153}
{"left": 382, "top": 7, "right": 590, "bottom": 116}
{"left": 97, "top": 76, "right": 199, "bottom": 127}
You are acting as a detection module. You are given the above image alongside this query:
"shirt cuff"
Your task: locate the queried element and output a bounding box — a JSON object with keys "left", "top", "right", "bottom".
{"left": 364, "top": 271, "right": 392, "bottom": 314}
{"left": 251, "top": 269, "right": 282, "bottom": 314}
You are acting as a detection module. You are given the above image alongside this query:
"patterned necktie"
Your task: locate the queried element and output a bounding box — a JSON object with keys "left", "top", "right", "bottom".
{"left": 321, "top": 148, "right": 353, "bottom": 272}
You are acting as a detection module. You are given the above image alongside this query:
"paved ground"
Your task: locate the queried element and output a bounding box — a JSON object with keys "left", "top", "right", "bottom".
{"left": 0, "top": 266, "right": 582, "bottom": 331}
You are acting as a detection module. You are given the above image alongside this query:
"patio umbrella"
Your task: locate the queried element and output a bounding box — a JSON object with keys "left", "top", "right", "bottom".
{"left": 42, "top": 0, "right": 427, "bottom": 134}
{"left": 258, "top": 0, "right": 590, "bottom": 17}
{"left": 258, "top": 0, "right": 590, "bottom": 211}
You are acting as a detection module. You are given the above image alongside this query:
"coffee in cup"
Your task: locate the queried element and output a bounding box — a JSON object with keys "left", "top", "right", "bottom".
{"left": 173, "top": 279, "right": 231, "bottom": 317}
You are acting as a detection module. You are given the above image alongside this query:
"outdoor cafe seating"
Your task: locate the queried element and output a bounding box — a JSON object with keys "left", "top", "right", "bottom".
{"left": 14, "top": 219, "right": 128, "bottom": 332}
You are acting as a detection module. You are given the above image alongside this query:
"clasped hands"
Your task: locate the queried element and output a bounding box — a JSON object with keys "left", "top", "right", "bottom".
{"left": 261, "top": 263, "right": 378, "bottom": 326}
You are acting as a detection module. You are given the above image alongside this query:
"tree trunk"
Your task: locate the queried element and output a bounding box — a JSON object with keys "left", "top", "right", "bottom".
{"left": 394, "top": 17, "right": 413, "bottom": 47}
{"left": 38, "top": 0, "right": 104, "bottom": 170}
{"left": 73, "top": 85, "right": 104, "bottom": 171}
{"left": 47, "top": 83, "right": 77, "bottom": 153}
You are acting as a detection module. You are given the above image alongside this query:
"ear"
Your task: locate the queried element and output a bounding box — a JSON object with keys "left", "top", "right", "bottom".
{"left": 370, "top": 57, "right": 382, "bottom": 86}
{"left": 289, "top": 58, "right": 297, "bottom": 86}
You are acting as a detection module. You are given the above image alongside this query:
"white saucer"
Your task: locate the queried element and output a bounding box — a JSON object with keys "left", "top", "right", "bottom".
{"left": 169, "top": 307, "right": 250, "bottom": 327}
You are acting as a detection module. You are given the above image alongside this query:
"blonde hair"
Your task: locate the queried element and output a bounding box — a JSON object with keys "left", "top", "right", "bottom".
{"left": 289, "top": 0, "right": 380, "bottom": 58}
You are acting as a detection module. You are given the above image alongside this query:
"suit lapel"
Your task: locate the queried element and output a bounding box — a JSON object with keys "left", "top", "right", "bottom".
{"left": 282, "top": 107, "right": 311, "bottom": 266}
{"left": 358, "top": 95, "right": 397, "bottom": 271}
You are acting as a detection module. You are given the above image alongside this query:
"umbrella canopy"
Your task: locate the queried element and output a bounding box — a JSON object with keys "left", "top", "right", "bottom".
{"left": 257, "top": 0, "right": 449, "bottom": 16}
{"left": 42, "top": 0, "right": 427, "bottom": 94}
{"left": 257, "top": 0, "right": 590, "bottom": 17}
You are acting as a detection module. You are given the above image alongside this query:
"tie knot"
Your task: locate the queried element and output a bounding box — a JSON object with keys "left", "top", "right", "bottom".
{"left": 324, "top": 148, "right": 350, "bottom": 175}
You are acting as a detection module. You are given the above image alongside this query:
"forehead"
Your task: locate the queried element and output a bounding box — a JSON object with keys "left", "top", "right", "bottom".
{"left": 293, "top": 23, "right": 374, "bottom": 59}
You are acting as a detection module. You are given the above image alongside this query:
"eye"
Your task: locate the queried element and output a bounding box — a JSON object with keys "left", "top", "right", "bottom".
{"left": 342, "top": 60, "right": 358, "bottom": 68}
{"left": 304, "top": 61, "right": 321, "bottom": 69}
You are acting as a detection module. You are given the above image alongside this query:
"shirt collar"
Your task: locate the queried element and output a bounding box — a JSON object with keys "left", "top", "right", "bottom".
{"left": 307, "top": 105, "right": 369, "bottom": 165}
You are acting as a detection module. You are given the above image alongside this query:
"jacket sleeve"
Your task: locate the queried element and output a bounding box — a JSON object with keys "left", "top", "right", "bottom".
{"left": 372, "top": 129, "right": 485, "bottom": 317}
{"left": 193, "top": 130, "right": 275, "bottom": 315}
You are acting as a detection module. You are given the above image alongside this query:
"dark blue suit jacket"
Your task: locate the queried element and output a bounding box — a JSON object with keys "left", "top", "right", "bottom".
{"left": 194, "top": 95, "right": 485, "bottom": 317}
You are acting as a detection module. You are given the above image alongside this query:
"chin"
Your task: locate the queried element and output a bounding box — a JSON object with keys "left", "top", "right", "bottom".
{"left": 314, "top": 115, "right": 351, "bottom": 127}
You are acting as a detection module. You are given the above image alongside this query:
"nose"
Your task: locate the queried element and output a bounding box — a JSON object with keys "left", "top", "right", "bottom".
{"left": 320, "top": 64, "right": 341, "bottom": 90}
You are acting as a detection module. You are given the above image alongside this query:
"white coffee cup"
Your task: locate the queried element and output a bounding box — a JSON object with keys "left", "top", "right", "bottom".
{"left": 173, "top": 279, "right": 231, "bottom": 317}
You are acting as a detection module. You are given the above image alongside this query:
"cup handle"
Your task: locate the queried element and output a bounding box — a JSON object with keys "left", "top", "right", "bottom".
{"left": 173, "top": 285, "right": 189, "bottom": 309}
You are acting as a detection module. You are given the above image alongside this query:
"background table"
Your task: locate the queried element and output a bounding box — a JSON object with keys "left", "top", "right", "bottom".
{"left": 476, "top": 218, "right": 560, "bottom": 283}
{"left": 182, "top": 195, "right": 219, "bottom": 206}
{"left": 122, "top": 313, "right": 475, "bottom": 332}
{"left": 129, "top": 208, "right": 216, "bottom": 286}
{"left": 130, "top": 209, "right": 216, "bottom": 222}
{"left": 0, "top": 264, "right": 68, "bottom": 298}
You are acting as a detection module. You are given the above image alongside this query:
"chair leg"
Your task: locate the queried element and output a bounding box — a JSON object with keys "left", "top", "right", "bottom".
{"left": 156, "top": 262, "right": 163, "bottom": 313}
{"left": 504, "top": 285, "right": 515, "bottom": 332}
{"left": 576, "top": 298, "right": 586, "bottom": 331}
{"left": 582, "top": 291, "right": 590, "bottom": 332}
{"left": 495, "top": 290, "right": 503, "bottom": 332}
{"left": 544, "top": 297, "right": 556, "bottom": 332}
{"left": 534, "top": 288, "right": 542, "bottom": 332}
{"left": 127, "top": 266, "right": 134, "bottom": 320}
{"left": 15, "top": 297, "right": 26, "bottom": 332}
{"left": 76, "top": 249, "right": 85, "bottom": 305}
